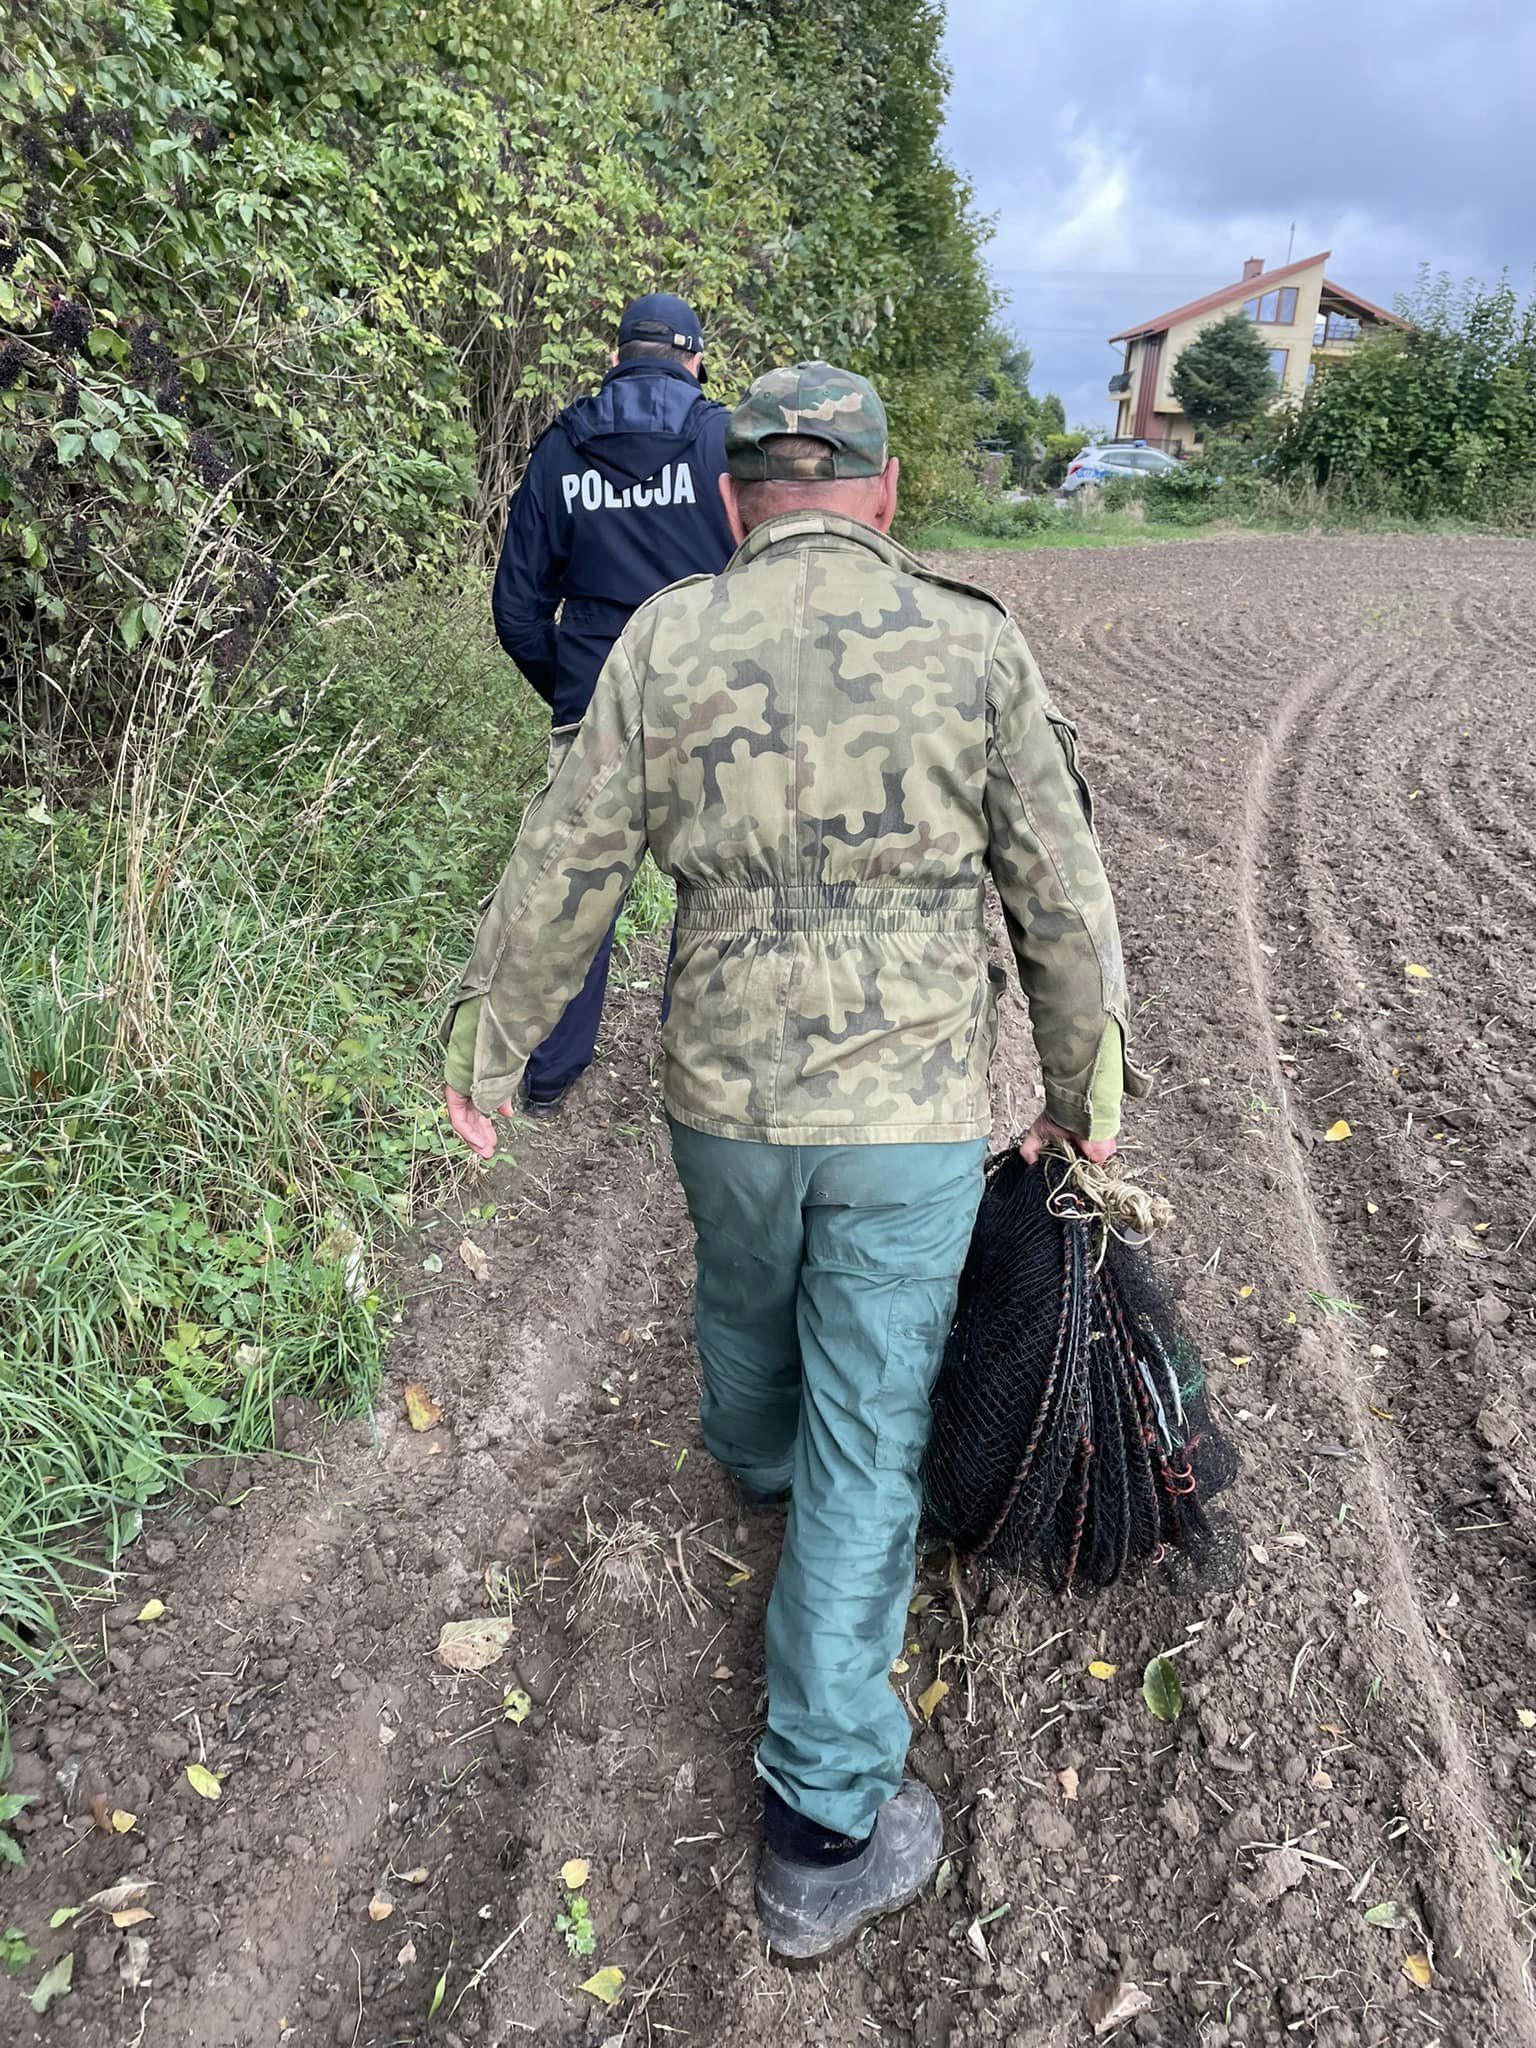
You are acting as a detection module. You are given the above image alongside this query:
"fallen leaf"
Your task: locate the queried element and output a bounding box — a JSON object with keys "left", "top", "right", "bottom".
{"left": 1088, "top": 1660, "right": 1117, "bottom": 1681}
{"left": 1238, "top": 1284, "right": 1253, "bottom": 1299}
{"left": 135, "top": 1599, "right": 165, "bottom": 1623}
{"left": 185, "top": 1764, "right": 222, "bottom": 1801}
{"left": 1229, "top": 1354, "right": 1252, "bottom": 1366}
{"left": 398, "top": 1867, "right": 428, "bottom": 1886}
{"left": 421, "top": 1252, "right": 443, "bottom": 1274}
{"left": 1248, "top": 1543, "right": 1271, "bottom": 1564}
{"left": 111, "top": 1908, "right": 153, "bottom": 1929}
{"left": 1141, "top": 1655, "right": 1182, "bottom": 1723}
{"left": 458, "top": 1236, "right": 489, "bottom": 1282}
{"left": 1324, "top": 1119, "right": 1352, "bottom": 1142}
{"left": 1310, "top": 1769, "right": 1334, "bottom": 1790}
{"left": 581, "top": 1965, "right": 624, "bottom": 2007}
{"left": 30, "top": 1953, "right": 74, "bottom": 2015}
{"left": 120, "top": 1936, "right": 150, "bottom": 1991}
{"left": 85, "top": 1880, "right": 155, "bottom": 1914}
{"left": 50, "top": 1908, "right": 81, "bottom": 1929}
{"left": 403, "top": 1381, "right": 443, "bottom": 1432}
{"left": 1277, "top": 1529, "right": 1308, "bottom": 1548}
{"left": 710, "top": 1662, "right": 732, "bottom": 1682}
{"left": 368, "top": 1892, "right": 394, "bottom": 1922}
{"left": 502, "top": 1688, "right": 531, "bottom": 1725}
{"left": 378, "top": 1722, "right": 398, "bottom": 1747}
{"left": 890, "top": 1656, "right": 911, "bottom": 1676}
{"left": 428, "top": 1966, "right": 449, "bottom": 2019}
{"left": 1403, "top": 1953, "right": 1433, "bottom": 1988}
{"left": 435, "top": 1617, "right": 516, "bottom": 1672}
{"left": 111, "top": 1809, "right": 137, "bottom": 1834}
{"left": 396, "top": 1939, "right": 417, "bottom": 1967}
{"left": 918, "top": 1677, "right": 950, "bottom": 1721}
{"left": 1369, "top": 1405, "right": 1397, "bottom": 1422}
{"left": 90, "top": 1794, "right": 113, "bottom": 1832}
{"left": 1058, "top": 1767, "right": 1079, "bottom": 1802}
{"left": 907, "top": 1593, "right": 935, "bottom": 1615}
{"left": 1363, "top": 1901, "right": 1403, "bottom": 1928}
{"left": 561, "top": 1858, "right": 590, "bottom": 1890}
{"left": 1404, "top": 963, "right": 1433, "bottom": 980}
{"left": 1086, "top": 1978, "right": 1153, "bottom": 2036}
{"left": 1517, "top": 1709, "right": 1536, "bottom": 1732}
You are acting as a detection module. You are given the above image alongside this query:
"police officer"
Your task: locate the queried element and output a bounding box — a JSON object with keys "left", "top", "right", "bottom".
{"left": 490, "top": 291, "right": 734, "bottom": 1117}
{"left": 444, "top": 364, "right": 1144, "bottom": 1956}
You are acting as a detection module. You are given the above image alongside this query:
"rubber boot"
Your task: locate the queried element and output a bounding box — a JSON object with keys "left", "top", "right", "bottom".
{"left": 754, "top": 1779, "right": 941, "bottom": 1959}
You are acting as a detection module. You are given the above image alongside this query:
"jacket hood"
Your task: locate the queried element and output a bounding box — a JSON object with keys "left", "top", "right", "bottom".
{"left": 558, "top": 361, "right": 724, "bottom": 487}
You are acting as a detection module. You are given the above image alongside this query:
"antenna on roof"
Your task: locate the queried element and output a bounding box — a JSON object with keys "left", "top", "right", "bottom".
{"left": 1287, "top": 221, "right": 1295, "bottom": 263}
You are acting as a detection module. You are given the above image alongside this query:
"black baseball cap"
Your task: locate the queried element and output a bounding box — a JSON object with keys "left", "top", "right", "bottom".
{"left": 617, "top": 292, "right": 705, "bottom": 356}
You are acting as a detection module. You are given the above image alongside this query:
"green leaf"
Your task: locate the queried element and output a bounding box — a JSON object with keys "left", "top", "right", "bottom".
{"left": 53, "top": 430, "right": 87, "bottom": 466}
{"left": 1, "top": 1925, "right": 36, "bottom": 1975}
{"left": 30, "top": 1952, "right": 73, "bottom": 2014}
{"left": 1141, "top": 1655, "right": 1183, "bottom": 1723}
{"left": 118, "top": 603, "right": 143, "bottom": 653}
{"left": 89, "top": 427, "right": 122, "bottom": 462}
{"left": 428, "top": 1964, "right": 449, "bottom": 2019}
{"left": 1363, "top": 1901, "right": 1404, "bottom": 1928}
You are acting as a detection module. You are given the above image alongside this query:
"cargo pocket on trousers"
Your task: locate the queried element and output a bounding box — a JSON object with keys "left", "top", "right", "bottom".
{"left": 874, "top": 1277, "right": 963, "bottom": 1473}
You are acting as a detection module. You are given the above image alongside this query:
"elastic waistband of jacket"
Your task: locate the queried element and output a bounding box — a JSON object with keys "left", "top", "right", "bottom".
{"left": 674, "top": 882, "right": 985, "bottom": 935}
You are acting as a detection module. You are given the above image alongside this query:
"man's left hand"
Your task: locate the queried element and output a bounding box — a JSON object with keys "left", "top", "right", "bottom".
{"left": 445, "top": 1084, "right": 515, "bottom": 1161}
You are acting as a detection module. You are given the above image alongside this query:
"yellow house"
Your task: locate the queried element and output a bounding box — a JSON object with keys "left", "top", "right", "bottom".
{"left": 1106, "top": 252, "right": 1409, "bottom": 453}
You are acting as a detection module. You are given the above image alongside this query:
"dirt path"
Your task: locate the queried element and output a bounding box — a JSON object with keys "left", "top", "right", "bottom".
{"left": 4, "top": 535, "right": 1533, "bottom": 2048}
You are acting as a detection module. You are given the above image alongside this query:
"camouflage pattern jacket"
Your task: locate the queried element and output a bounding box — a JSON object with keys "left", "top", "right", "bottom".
{"left": 445, "top": 511, "right": 1147, "bottom": 1145}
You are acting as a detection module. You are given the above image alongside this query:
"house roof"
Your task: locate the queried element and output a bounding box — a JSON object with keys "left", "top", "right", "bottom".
{"left": 1108, "top": 252, "right": 1412, "bottom": 345}
{"left": 1108, "top": 252, "right": 1330, "bottom": 343}
{"left": 1318, "top": 277, "right": 1412, "bottom": 330}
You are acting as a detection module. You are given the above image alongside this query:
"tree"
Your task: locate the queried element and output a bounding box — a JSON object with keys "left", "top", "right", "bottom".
{"left": 1170, "top": 313, "right": 1276, "bottom": 435}
{"left": 974, "top": 325, "right": 1041, "bottom": 482}
{"left": 1274, "top": 270, "right": 1536, "bottom": 516}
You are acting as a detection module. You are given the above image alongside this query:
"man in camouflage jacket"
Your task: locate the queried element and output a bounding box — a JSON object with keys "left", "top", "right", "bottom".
{"left": 443, "top": 363, "right": 1144, "bottom": 1957}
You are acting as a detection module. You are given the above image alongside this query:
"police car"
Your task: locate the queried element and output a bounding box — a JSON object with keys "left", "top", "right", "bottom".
{"left": 1060, "top": 440, "right": 1183, "bottom": 495}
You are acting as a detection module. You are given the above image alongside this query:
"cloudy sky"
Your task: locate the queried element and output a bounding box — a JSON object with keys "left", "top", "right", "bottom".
{"left": 941, "top": 0, "right": 1535, "bottom": 430}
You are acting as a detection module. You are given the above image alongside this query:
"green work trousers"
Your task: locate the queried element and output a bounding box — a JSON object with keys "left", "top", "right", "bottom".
{"left": 667, "top": 1118, "right": 987, "bottom": 1841}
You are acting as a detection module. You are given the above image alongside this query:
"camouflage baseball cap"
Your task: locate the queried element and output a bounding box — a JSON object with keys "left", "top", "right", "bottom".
{"left": 726, "top": 362, "right": 888, "bottom": 481}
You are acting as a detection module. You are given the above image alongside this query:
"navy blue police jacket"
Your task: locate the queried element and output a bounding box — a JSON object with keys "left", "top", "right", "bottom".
{"left": 491, "top": 360, "right": 734, "bottom": 727}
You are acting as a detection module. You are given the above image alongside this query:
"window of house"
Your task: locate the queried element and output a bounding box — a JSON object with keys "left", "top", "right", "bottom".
{"left": 1268, "top": 347, "right": 1289, "bottom": 384}
{"left": 1306, "top": 362, "right": 1317, "bottom": 387}
{"left": 1245, "top": 287, "right": 1299, "bottom": 325}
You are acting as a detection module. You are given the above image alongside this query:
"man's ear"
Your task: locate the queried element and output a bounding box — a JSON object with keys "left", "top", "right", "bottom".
{"left": 609, "top": 350, "right": 620, "bottom": 368}
{"left": 871, "top": 457, "right": 900, "bottom": 534}
{"left": 719, "top": 472, "right": 747, "bottom": 546}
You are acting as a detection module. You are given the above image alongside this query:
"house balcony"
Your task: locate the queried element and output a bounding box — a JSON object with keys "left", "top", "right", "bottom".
{"left": 1108, "top": 370, "right": 1132, "bottom": 395}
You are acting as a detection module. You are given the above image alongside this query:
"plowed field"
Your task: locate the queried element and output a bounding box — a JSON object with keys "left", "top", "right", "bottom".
{"left": 4, "top": 534, "right": 1533, "bottom": 2048}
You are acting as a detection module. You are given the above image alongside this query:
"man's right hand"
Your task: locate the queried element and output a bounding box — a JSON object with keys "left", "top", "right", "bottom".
{"left": 445, "top": 1085, "right": 515, "bottom": 1162}
{"left": 1018, "top": 1112, "right": 1117, "bottom": 1168}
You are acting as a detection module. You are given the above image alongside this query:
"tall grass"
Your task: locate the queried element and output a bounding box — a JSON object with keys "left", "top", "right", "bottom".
{"left": 0, "top": 580, "right": 546, "bottom": 1682}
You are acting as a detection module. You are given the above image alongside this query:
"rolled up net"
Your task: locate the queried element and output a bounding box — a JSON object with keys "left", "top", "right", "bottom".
{"left": 922, "top": 1149, "right": 1238, "bottom": 1590}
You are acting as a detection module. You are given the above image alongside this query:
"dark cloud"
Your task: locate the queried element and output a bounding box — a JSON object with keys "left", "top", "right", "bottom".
{"left": 942, "top": 0, "right": 1535, "bottom": 428}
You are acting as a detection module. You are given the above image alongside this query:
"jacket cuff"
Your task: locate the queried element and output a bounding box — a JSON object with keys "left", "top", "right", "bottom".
{"left": 442, "top": 997, "right": 481, "bottom": 1096}
{"left": 1044, "top": 1019, "right": 1151, "bottom": 1142}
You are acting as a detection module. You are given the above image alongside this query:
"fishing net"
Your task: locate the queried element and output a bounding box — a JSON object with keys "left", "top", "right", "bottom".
{"left": 922, "top": 1149, "right": 1238, "bottom": 1590}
